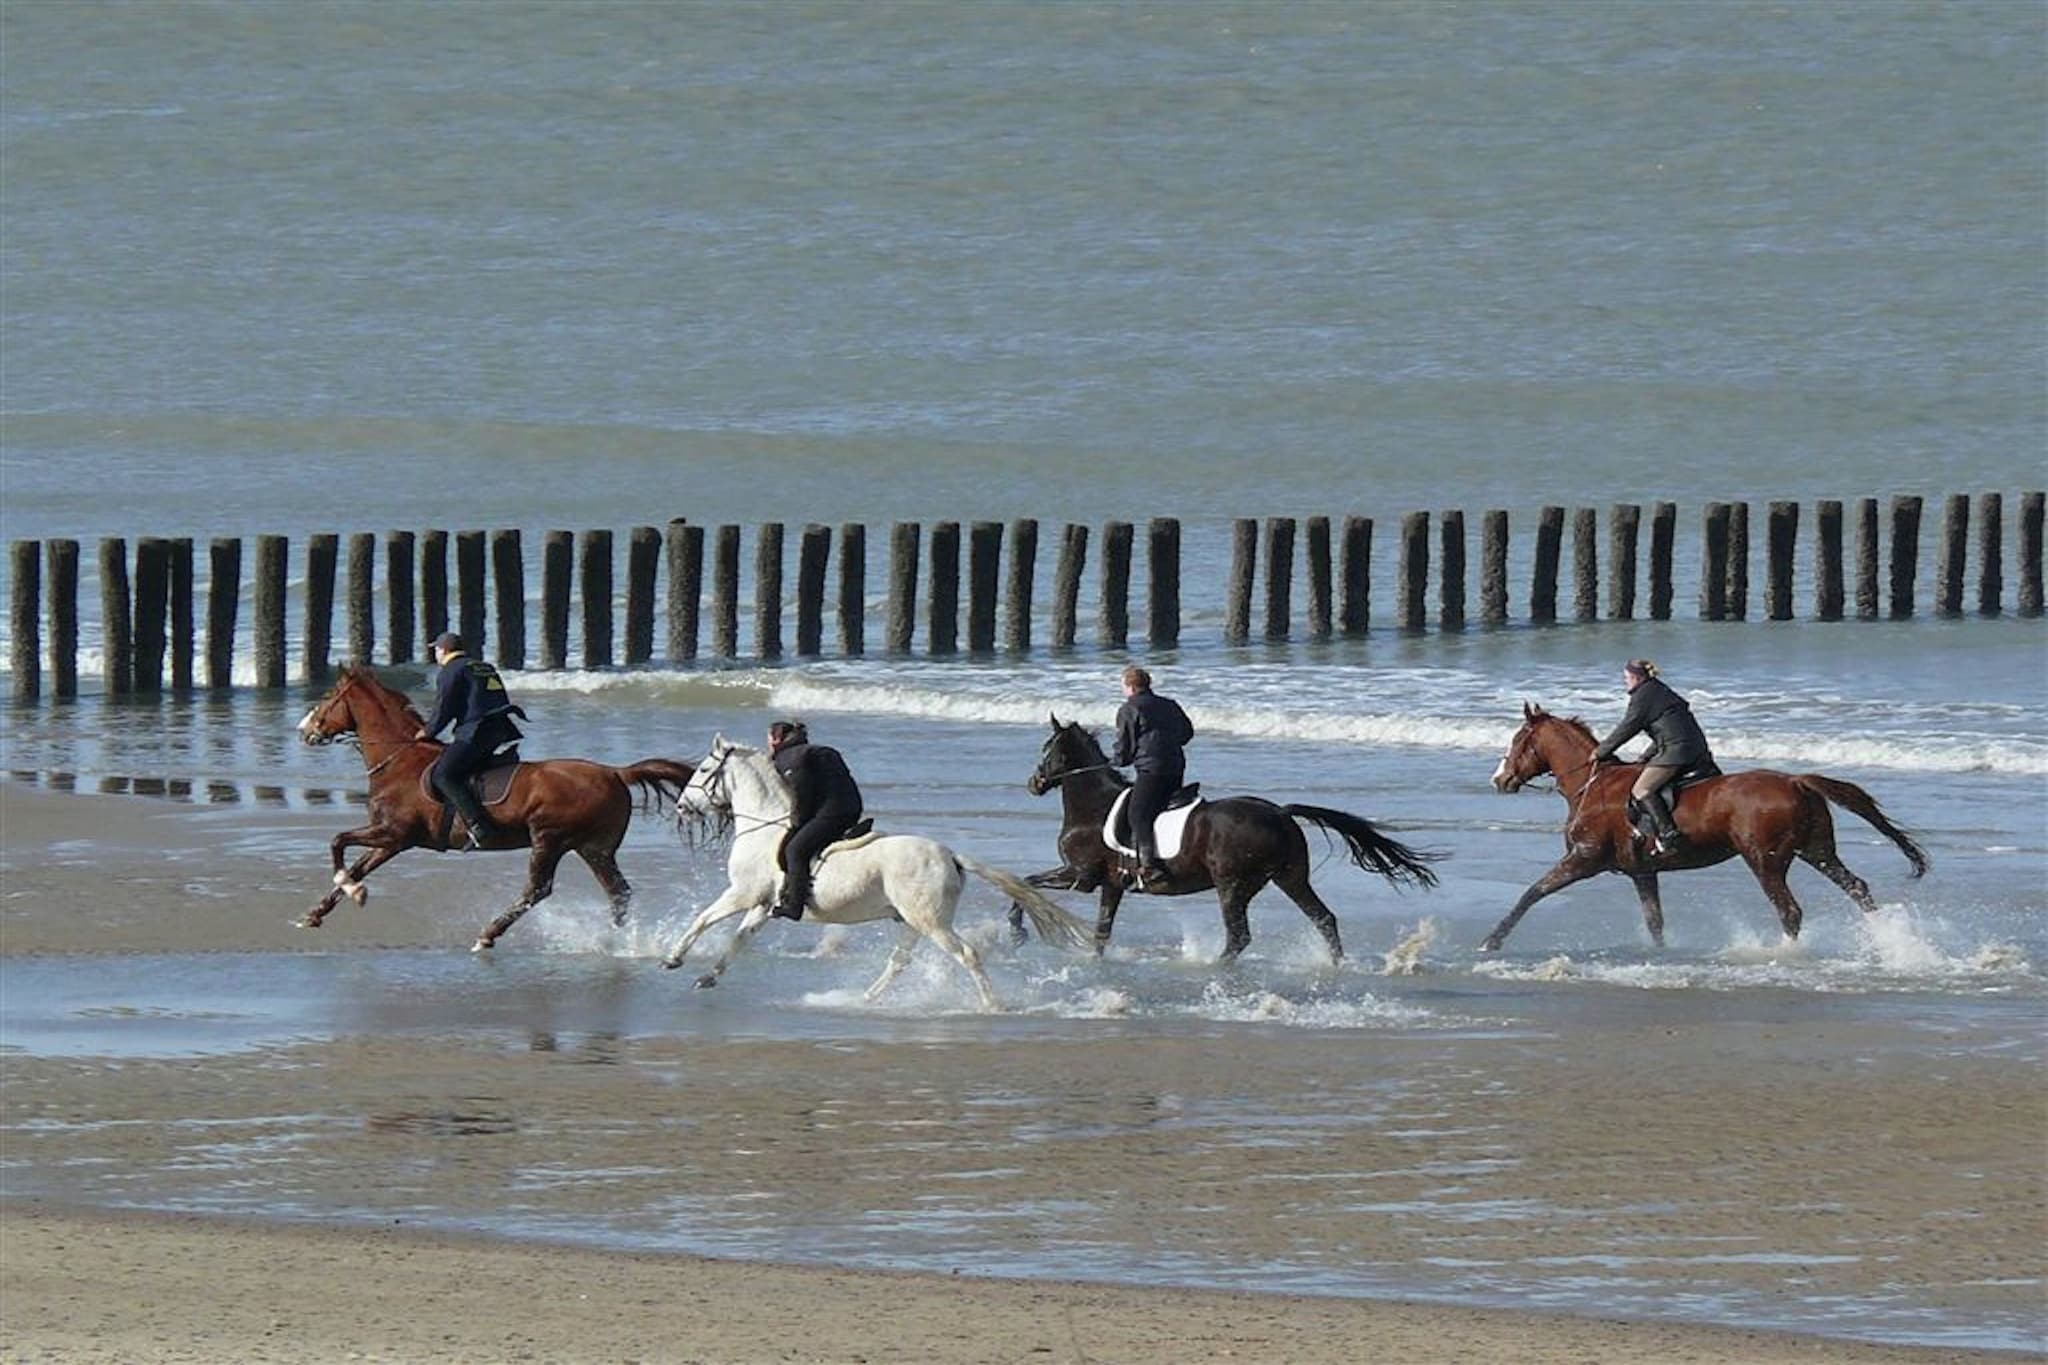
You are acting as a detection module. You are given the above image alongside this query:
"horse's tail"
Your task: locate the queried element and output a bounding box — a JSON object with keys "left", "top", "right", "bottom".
{"left": 1282, "top": 805, "right": 1445, "bottom": 890}
{"left": 1794, "top": 775, "right": 1930, "bottom": 878}
{"left": 954, "top": 855, "right": 1095, "bottom": 952}
{"left": 614, "top": 758, "right": 697, "bottom": 813}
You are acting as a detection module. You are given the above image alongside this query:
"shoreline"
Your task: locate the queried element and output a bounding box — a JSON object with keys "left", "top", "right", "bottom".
{"left": 3, "top": 1201, "right": 2025, "bottom": 1365}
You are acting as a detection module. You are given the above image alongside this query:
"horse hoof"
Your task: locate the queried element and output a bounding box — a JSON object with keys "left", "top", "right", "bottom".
{"left": 471, "top": 938, "right": 493, "bottom": 953}
{"left": 693, "top": 974, "right": 718, "bottom": 990}
{"left": 1478, "top": 939, "right": 1502, "bottom": 954}
{"left": 660, "top": 956, "right": 682, "bottom": 970}
{"left": 298, "top": 915, "right": 323, "bottom": 930}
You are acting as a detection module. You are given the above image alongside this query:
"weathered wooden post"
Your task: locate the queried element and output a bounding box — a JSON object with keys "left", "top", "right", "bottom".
{"left": 1480, "top": 510, "right": 1508, "bottom": 626}
{"left": 132, "top": 537, "right": 170, "bottom": 693}
{"left": 713, "top": 525, "right": 741, "bottom": 659}
{"left": 928, "top": 521, "right": 960, "bottom": 655}
{"left": 1224, "top": 518, "right": 1256, "bottom": 645}
{"left": 254, "top": 534, "right": 287, "bottom": 689}
{"left": 666, "top": 520, "right": 702, "bottom": 663}
{"left": 493, "top": 530, "right": 527, "bottom": 669}
{"left": 419, "top": 529, "right": 449, "bottom": 654}
{"left": 1051, "top": 522, "right": 1087, "bottom": 650}
{"left": 540, "top": 530, "right": 572, "bottom": 670}
{"left": 455, "top": 531, "right": 486, "bottom": 656}
{"left": 754, "top": 523, "right": 784, "bottom": 661}
{"left": 48, "top": 539, "right": 78, "bottom": 699}
{"left": 1608, "top": 504, "right": 1640, "bottom": 621}
{"left": 1099, "top": 520, "right": 1132, "bottom": 648}
{"left": 967, "top": 520, "right": 1001, "bottom": 652}
{"left": 304, "top": 533, "right": 338, "bottom": 682}
{"left": 169, "top": 538, "right": 194, "bottom": 691}
{"left": 10, "top": 540, "right": 39, "bottom": 700}
{"left": 99, "top": 538, "right": 134, "bottom": 696}
{"left": 1765, "top": 500, "right": 1799, "bottom": 621}
{"left": 1530, "top": 507, "right": 1564, "bottom": 625}
{"left": 624, "top": 525, "right": 658, "bottom": 665}
{"left": 795, "top": 523, "right": 830, "bottom": 656}
{"left": 343, "top": 532, "right": 374, "bottom": 664}
{"left": 1341, "top": 515, "right": 1372, "bottom": 636}
{"left": 1888, "top": 495, "right": 1923, "bottom": 619}
{"left": 1004, "top": 518, "right": 1038, "bottom": 652}
{"left": 1976, "top": 492, "right": 2003, "bottom": 616}
{"left": 1147, "top": 517, "right": 1181, "bottom": 649}
{"left": 1263, "top": 516, "right": 1295, "bottom": 641}
{"left": 581, "top": 528, "right": 614, "bottom": 667}
{"left": 1398, "top": 511, "right": 1429, "bottom": 631}
{"left": 205, "top": 538, "right": 239, "bottom": 690}
{"left": 886, "top": 522, "right": 919, "bottom": 654}
{"left": 1854, "top": 497, "right": 1880, "bottom": 620}
{"left": 385, "top": 531, "right": 415, "bottom": 665}
{"left": 2019, "top": 491, "right": 2044, "bottom": 617}
{"left": 1699, "top": 503, "right": 1730, "bottom": 621}
{"left": 1725, "top": 502, "right": 1749, "bottom": 621}
{"left": 1306, "top": 516, "right": 1332, "bottom": 640}
{"left": 1571, "top": 508, "right": 1598, "bottom": 622}
{"left": 1649, "top": 501, "right": 1676, "bottom": 620}
{"left": 1936, "top": 494, "right": 1968, "bottom": 617}
{"left": 1435, "top": 509, "right": 1465, "bottom": 631}
{"left": 838, "top": 522, "right": 866, "bottom": 656}
{"left": 1815, "top": 500, "right": 1845, "bottom": 622}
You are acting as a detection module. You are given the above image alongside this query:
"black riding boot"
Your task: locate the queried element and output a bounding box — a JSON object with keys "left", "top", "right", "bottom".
{"left": 448, "top": 789, "right": 496, "bottom": 851}
{"left": 770, "top": 868, "right": 809, "bottom": 921}
{"left": 1649, "top": 790, "right": 1683, "bottom": 849}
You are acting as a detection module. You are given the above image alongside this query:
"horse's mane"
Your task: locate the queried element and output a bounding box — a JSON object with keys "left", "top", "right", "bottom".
{"left": 1526, "top": 704, "right": 1598, "bottom": 748}
{"left": 340, "top": 663, "right": 428, "bottom": 731}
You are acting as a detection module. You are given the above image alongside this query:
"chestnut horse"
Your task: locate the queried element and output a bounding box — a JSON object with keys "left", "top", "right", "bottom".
{"left": 297, "top": 665, "right": 695, "bottom": 950}
{"left": 1485, "top": 703, "right": 1928, "bottom": 951}
{"left": 1022, "top": 716, "right": 1443, "bottom": 962}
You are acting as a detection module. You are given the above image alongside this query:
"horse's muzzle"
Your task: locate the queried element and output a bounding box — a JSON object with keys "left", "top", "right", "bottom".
{"left": 1026, "top": 773, "right": 1049, "bottom": 797}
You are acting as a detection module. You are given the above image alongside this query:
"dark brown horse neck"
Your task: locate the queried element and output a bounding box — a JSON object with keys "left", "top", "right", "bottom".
{"left": 1048, "top": 735, "right": 1128, "bottom": 828}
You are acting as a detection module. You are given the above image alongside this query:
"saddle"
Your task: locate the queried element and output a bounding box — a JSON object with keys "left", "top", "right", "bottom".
{"left": 775, "top": 817, "right": 876, "bottom": 871}
{"left": 1625, "top": 758, "right": 1722, "bottom": 843}
{"left": 418, "top": 747, "right": 522, "bottom": 808}
{"left": 1104, "top": 784, "right": 1203, "bottom": 860}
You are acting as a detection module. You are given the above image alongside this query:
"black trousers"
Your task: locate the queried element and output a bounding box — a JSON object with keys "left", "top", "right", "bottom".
{"left": 778, "top": 800, "right": 861, "bottom": 913}
{"left": 1128, "top": 764, "right": 1183, "bottom": 866}
{"left": 431, "top": 722, "right": 512, "bottom": 831}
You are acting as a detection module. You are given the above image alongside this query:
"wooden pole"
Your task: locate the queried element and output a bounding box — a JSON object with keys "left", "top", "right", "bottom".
{"left": 345, "top": 532, "right": 375, "bottom": 664}
{"left": 886, "top": 521, "right": 919, "bottom": 654}
{"left": 1147, "top": 518, "right": 1181, "bottom": 649}
{"left": 205, "top": 537, "right": 239, "bottom": 689}
{"left": 967, "top": 520, "right": 1001, "bottom": 652}
{"left": 1099, "top": 520, "right": 1132, "bottom": 648}
{"left": 2019, "top": 491, "right": 2044, "bottom": 617}
{"left": 1699, "top": 503, "right": 1729, "bottom": 621}
{"left": 48, "top": 539, "right": 78, "bottom": 699}
{"left": 419, "top": 529, "right": 449, "bottom": 655}
{"left": 455, "top": 530, "right": 486, "bottom": 657}
{"left": 666, "top": 519, "right": 702, "bottom": 663}
{"left": 1224, "top": 518, "right": 1256, "bottom": 646}
{"left": 1051, "top": 522, "right": 1087, "bottom": 650}
{"left": 385, "top": 531, "right": 415, "bottom": 665}
{"left": 1530, "top": 507, "right": 1563, "bottom": 625}
{"left": 99, "top": 538, "right": 134, "bottom": 695}
{"left": 1854, "top": 497, "right": 1880, "bottom": 620}
{"left": 493, "top": 529, "right": 528, "bottom": 669}
{"left": 581, "top": 528, "right": 614, "bottom": 667}
{"left": 1398, "top": 511, "right": 1428, "bottom": 631}
{"left": 625, "top": 525, "right": 659, "bottom": 665}
{"left": 713, "top": 525, "right": 741, "bottom": 658}
{"left": 1341, "top": 515, "right": 1372, "bottom": 636}
{"left": 132, "top": 537, "right": 170, "bottom": 693}
{"left": 10, "top": 540, "right": 39, "bottom": 700}
{"left": 1935, "top": 493, "right": 1968, "bottom": 617}
{"left": 169, "top": 538, "right": 194, "bottom": 691}
{"left": 754, "top": 522, "right": 783, "bottom": 661}
{"left": 1004, "top": 518, "right": 1038, "bottom": 652}
{"left": 928, "top": 521, "right": 960, "bottom": 655}
{"left": 1607, "top": 504, "right": 1639, "bottom": 621}
{"left": 796, "top": 523, "right": 830, "bottom": 656}
{"left": 1438, "top": 509, "right": 1465, "bottom": 631}
{"left": 1480, "top": 510, "right": 1507, "bottom": 625}
{"left": 1262, "top": 516, "right": 1295, "bottom": 641}
{"left": 1724, "top": 502, "right": 1749, "bottom": 622}
{"left": 304, "top": 533, "right": 337, "bottom": 682}
{"left": 1976, "top": 492, "right": 2003, "bottom": 616}
{"left": 254, "top": 534, "right": 287, "bottom": 689}
{"left": 1815, "top": 500, "right": 1844, "bottom": 622}
{"left": 1649, "top": 501, "right": 1675, "bottom": 621}
{"left": 1888, "top": 495, "right": 1923, "bottom": 619}
{"left": 838, "top": 522, "right": 866, "bottom": 656}
{"left": 540, "top": 531, "right": 572, "bottom": 670}
{"left": 1571, "top": 508, "right": 1597, "bottom": 622}
{"left": 1765, "top": 500, "right": 1799, "bottom": 621}
{"left": 1306, "top": 516, "right": 1332, "bottom": 640}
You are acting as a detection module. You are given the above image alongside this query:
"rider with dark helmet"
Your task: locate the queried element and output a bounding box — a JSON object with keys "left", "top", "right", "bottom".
{"left": 1113, "top": 665, "right": 1195, "bottom": 885}
{"left": 1592, "top": 658, "right": 1713, "bottom": 852}
{"left": 765, "top": 719, "right": 864, "bottom": 921}
{"left": 414, "top": 631, "right": 527, "bottom": 850}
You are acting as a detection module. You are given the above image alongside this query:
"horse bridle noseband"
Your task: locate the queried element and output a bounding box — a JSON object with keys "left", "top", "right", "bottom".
{"left": 693, "top": 746, "right": 790, "bottom": 836}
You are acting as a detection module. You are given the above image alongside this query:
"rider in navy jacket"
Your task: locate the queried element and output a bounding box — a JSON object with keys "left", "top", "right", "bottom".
{"left": 1113, "top": 665, "right": 1195, "bottom": 883}
{"left": 766, "top": 720, "right": 865, "bottom": 921}
{"left": 414, "top": 632, "right": 526, "bottom": 850}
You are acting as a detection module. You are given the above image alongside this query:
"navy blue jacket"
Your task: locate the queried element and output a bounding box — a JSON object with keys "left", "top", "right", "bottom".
{"left": 1114, "top": 689, "right": 1195, "bottom": 774}
{"left": 423, "top": 656, "right": 526, "bottom": 741}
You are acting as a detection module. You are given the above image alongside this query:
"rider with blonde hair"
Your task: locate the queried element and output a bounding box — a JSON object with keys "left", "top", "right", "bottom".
{"left": 1592, "top": 659, "right": 1714, "bottom": 852}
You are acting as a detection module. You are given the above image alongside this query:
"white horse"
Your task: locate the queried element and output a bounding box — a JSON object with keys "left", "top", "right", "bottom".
{"left": 663, "top": 737, "right": 1093, "bottom": 1008}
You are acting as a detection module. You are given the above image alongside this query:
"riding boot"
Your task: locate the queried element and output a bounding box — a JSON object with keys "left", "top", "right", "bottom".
{"left": 450, "top": 789, "right": 497, "bottom": 851}
{"left": 769, "top": 871, "right": 808, "bottom": 921}
{"left": 1624, "top": 797, "right": 1651, "bottom": 847}
{"left": 1649, "top": 790, "right": 1684, "bottom": 851}
{"left": 1132, "top": 831, "right": 1168, "bottom": 887}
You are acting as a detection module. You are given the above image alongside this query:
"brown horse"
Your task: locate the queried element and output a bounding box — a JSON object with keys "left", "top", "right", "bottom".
{"left": 296, "top": 664, "right": 695, "bottom": 950}
{"left": 1485, "top": 702, "right": 1928, "bottom": 951}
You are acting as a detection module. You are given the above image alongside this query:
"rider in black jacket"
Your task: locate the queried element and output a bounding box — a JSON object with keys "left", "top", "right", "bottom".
{"left": 1592, "top": 659, "right": 1713, "bottom": 851}
{"left": 1113, "top": 665, "right": 1195, "bottom": 885}
{"left": 766, "top": 720, "right": 865, "bottom": 921}
{"left": 415, "top": 631, "right": 527, "bottom": 850}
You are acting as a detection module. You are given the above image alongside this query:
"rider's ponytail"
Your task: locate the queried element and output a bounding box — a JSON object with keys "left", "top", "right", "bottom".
{"left": 1625, "top": 658, "right": 1658, "bottom": 680}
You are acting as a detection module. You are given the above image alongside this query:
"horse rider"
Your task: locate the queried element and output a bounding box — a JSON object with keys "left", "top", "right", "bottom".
{"left": 1113, "top": 665, "right": 1196, "bottom": 886}
{"left": 1592, "top": 658, "right": 1714, "bottom": 853}
{"left": 765, "top": 719, "right": 865, "bottom": 921}
{"left": 413, "top": 631, "right": 527, "bottom": 850}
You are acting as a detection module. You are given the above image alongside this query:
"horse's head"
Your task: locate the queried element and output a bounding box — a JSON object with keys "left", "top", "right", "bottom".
{"left": 1493, "top": 703, "right": 1598, "bottom": 793}
{"left": 1027, "top": 713, "right": 1109, "bottom": 796}
{"left": 299, "top": 668, "right": 364, "bottom": 746}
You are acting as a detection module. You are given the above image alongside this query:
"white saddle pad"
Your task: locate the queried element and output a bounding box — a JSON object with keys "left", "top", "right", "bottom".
{"left": 1103, "top": 789, "right": 1201, "bottom": 861}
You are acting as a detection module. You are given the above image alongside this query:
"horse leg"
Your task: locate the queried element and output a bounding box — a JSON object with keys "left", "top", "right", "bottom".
{"left": 1092, "top": 878, "right": 1129, "bottom": 956}
{"left": 1742, "top": 848, "right": 1807, "bottom": 942}
{"left": 660, "top": 887, "right": 760, "bottom": 970}
{"left": 304, "top": 839, "right": 403, "bottom": 926}
{"left": 1800, "top": 837, "right": 1879, "bottom": 915}
{"left": 919, "top": 921, "right": 1000, "bottom": 1011}
{"left": 1271, "top": 866, "right": 1344, "bottom": 963}
{"left": 1216, "top": 878, "right": 1264, "bottom": 963}
{"left": 1011, "top": 864, "right": 1083, "bottom": 946}
{"left": 1480, "top": 856, "right": 1605, "bottom": 951}
{"left": 473, "top": 838, "right": 569, "bottom": 951}
{"left": 686, "top": 905, "right": 774, "bottom": 991}
{"left": 1628, "top": 871, "right": 1666, "bottom": 947}
{"left": 576, "top": 847, "right": 633, "bottom": 928}
{"left": 865, "top": 922, "right": 925, "bottom": 1001}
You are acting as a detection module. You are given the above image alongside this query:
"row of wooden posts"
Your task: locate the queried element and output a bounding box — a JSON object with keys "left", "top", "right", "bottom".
{"left": 6, "top": 491, "right": 2042, "bottom": 700}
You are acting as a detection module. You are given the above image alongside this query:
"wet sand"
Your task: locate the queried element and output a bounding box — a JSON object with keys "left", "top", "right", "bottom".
{"left": 2, "top": 786, "right": 2042, "bottom": 1363}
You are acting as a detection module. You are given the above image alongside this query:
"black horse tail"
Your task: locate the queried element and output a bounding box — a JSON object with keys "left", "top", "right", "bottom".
{"left": 1283, "top": 805, "right": 1445, "bottom": 890}
{"left": 1794, "top": 775, "right": 1930, "bottom": 878}
{"left": 615, "top": 758, "right": 697, "bottom": 812}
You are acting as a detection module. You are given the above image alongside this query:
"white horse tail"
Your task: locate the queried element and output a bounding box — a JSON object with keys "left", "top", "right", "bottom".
{"left": 953, "top": 856, "right": 1094, "bottom": 952}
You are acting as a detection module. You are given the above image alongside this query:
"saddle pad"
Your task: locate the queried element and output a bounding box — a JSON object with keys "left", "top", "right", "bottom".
{"left": 418, "top": 757, "right": 521, "bottom": 808}
{"left": 1103, "top": 788, "right": 1202, "bottom": 860}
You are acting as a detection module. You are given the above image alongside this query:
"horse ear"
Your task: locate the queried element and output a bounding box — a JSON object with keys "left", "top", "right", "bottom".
{"left": 1523, "top": 700, "right": 1535, "bottom": 720}
{"left": 1049, "top": 712, "right": 1062, "bottom": 730}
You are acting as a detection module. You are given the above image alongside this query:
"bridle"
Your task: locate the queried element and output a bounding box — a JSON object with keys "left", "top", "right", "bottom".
{"left": 304, "top": 672, "right": 433, "bottom": 777}
{"left": 689, "top": 745, "right": 790, "bottom": 839}
{"left": 1033, "top": 728, "right": 1117, "bottom": 791}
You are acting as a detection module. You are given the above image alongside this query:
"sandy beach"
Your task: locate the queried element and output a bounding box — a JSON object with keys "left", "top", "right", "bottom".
{"left": 3, "top": 786, "right": 2042, "bottom": 1363}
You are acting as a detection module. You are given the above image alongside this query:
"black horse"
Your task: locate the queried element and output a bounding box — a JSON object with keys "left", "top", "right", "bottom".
{"left": 1016, "top": 716, "right": 1443, "bottom": 961}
